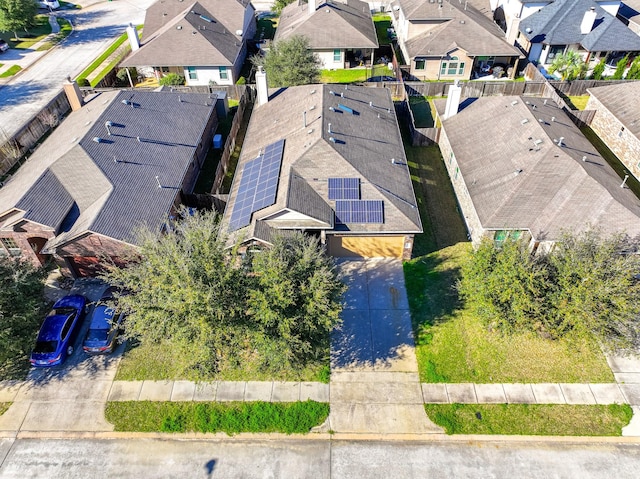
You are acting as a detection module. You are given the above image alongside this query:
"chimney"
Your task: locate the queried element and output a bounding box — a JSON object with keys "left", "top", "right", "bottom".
{"left": 126, "top": 23, "right": 140, "bottom": 51}
{"left": 63, "top": 77, "right": 84, "bottom": 111}
{"left": 443, "top": 80, "right": 462, "bottom": 119}
{"left": 580, "top": 7, "right": 597, "bottom": 34}
{"left": 256, "top": 66, "right": 268, "bottom": 106}
{"left": 309, "top": 0, "right": 316, "bottom": 14}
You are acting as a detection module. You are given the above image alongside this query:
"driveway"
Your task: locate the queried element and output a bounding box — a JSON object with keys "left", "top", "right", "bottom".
{"left": 329, "top": 258, "right": 442, "bottom": 435}
{"left": 0, "top": 279, "right": 122, "bottom": 434}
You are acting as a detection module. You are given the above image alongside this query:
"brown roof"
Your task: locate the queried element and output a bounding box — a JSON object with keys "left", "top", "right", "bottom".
{"left": 222, "top": 84, "right": 421, "bottom": 246}
{"left": 275, "top": 0, "right": 378, "bottom": 49}
{"left": 587, "top": 82, "right": 640, "bottom": 140}
{"left": 436, "top": 95, "right": 640, "bottom": 241}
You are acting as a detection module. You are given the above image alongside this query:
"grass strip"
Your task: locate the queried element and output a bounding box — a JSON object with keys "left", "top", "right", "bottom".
{"left": 0, "top": 403, "right": 11, "bottom": 416}
{"left": 425, "top": 403, "right": 633, "bottom": 436}
{"left": 0, "top": 65, "right": 22, "bottom": 77}
{"left": 320, "top": 65, "right": 393, "bottom": 83}
{"left": 106, "top": 400, "right": 329, "bottom": 434}
{"left": 373, "top": 13, "right": 392, "bottom": 45}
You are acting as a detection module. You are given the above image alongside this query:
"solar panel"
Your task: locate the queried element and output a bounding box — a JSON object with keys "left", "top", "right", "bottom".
{"left": 335, "top": 200, "right": 384, "bottom": 224}
{"left": 328, "top": 178, "right": 360, "bottom": 200}
{"left": 229, "top": 139, "right": 284, "bottom": 231}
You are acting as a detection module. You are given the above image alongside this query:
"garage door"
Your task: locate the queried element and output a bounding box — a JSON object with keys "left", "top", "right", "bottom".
{"left": 327, "top": 236, "right": 404, "bottom": 258}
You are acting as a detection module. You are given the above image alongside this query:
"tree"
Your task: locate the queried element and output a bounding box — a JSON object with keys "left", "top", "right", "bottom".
{"left": 245, "top": 232, "right": 345, "bottom": 365}
{"left": 0, "top": 256, "right": 47, "bottom": 377}
{"left": 0, "top": 0, "right": 37, "bottom": 41}
{"left": 159, "top": 72, "right": 185, "bottom": 86}
{"left": 547, "top": 50, "right": 587, "bottom": 81}
{"left": 272, "top": 0, "right": 295, "bottom": 14}
{"left": 612, "top": 54, "right": 629, "bottom": 80}
{"left": 459, "top": 230, "right": 640, "bottom": 351}
{"left": 625, "top": 56, "right": 640, "bottom": 80}
{"left": 252, "top": 35, "right": 320, "bottom": 87}
{"left": 102, "top": 209, "right": 344, "bottom": 378}
{"left": 591, "top": 58, "right": 605, "bottom": 80}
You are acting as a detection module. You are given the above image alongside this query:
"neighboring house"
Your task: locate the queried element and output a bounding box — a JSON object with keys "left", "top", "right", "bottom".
{"left": 619, "top": 0, "right": 640, "bottom": 35}
{"left": 0, "top": 83, "right": 222, "bottom": 276}
{"left": 391, "top": 0, "right": 523, "bottom": 81}
{"left": 120, "top": 0, "right": 256, "bottom": 86}
{"left": 433, "top": 90, "right": 640, "bottom": 250}
{"left": 274, "top": 0, "right": 378, "bottom": 69}
{"left": 220, "top": 76, "right": 422, "bottom": 259}
{"left": 490, "top": 0, "right": 622, "bottom": 44}
{"left": 516, "top": 0, "right": 640, "bottom": 67}
{"left": 587, "top": 82, "right": 640, "bottom": 181}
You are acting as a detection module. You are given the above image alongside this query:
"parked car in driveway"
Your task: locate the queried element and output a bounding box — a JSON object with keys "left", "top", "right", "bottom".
{"left": 0, "top": 39, "right": 9, "bottom": 53}
{"left": 83, "top": 287, "right": 125, "bottom": 355}
{"left": 30, "top": 294, "right": 87, "bottom": 367}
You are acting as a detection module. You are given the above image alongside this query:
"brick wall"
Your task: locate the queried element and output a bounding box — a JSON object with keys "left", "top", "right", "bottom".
{"left": 587, "top": 94, "right": 640, "bottom": 181}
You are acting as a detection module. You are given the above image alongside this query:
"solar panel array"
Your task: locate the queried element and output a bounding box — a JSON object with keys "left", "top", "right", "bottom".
{"left": 229, "top": 139, "right": 285, "bottom": 231}
{"left": 328, "top": 177, "right": 360, "bottom": 200}
{"left": 335, "top": 200, "right": 384, "bottom": 224}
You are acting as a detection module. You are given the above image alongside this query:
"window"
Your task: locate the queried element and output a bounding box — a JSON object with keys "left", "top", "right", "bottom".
{"left": 187, "top": 66, "right": 197, "bottom": 80}
{"left": 440, "top": 56, "right": 465, "bottom": 76}
{"left": 0, "top": 237, "right": 21, "bottom": 257}
{"left": 60, "top": 316, "right": 75, "bottom": 339}
{"left": 161, "top": 66, "right": 170, "bottom": 73}
{"left": 547, "top": 45, "right": 565, "bottom": 61}
{"left": 219, "top": 66, "right": 228, "bottom": 80}
{"left": 333, "top": 49, "right": 341, "bottom": 62}
{"left": 415, "top": 59, "right": 425, "bottom": 70}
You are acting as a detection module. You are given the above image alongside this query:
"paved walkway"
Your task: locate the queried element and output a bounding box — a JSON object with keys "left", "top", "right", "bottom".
{"left": 329, "top": 258, "right": 443, "bottom": 434}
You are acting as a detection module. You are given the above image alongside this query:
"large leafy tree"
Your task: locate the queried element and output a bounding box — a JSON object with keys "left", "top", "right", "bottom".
{"left": 459, "top": 230, "right": 640, "bottom": 351}
{"left": 103, "top": 209, "right": 343, "bottom": 378}
{"left": 547, "top": 50, "right": 587, "bottom": 81}
{"left": 272, "top": 0, "right": 295, "bottom": 14}
{"left": 0, "top": 0, "right": 38, "bottom": 41}
{"left": 0, "top": 256, "right": 47, "bottom": 378}
{"left": 252, "top": 35, "right": 320, "bottom": 87}
{"left": 246, "top": 232, "right": 345, "bottom": 365}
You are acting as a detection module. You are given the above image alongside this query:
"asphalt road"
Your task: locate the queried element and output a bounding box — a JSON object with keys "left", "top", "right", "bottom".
{"left": 0, "top": 437, "right": 638, "bottom": 478}
{"left": 0, "top": 0, "right": 154, "bottom": 141}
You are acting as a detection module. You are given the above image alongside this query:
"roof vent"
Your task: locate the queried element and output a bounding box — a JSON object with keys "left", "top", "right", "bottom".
{"left": 236, "top": 29, "right": 243, "bottom": 36}
{"left": 533, "top": 139, "right": 543, "bottom": 146}
{"left": 551, "top": 116, "right": 555, "bottom": 122}
{"left": 521, "top": 119, "right": 529, "bottom": 125}
{"left": 310, "top": 89, "right": 316, "bottom": 94}
{"left": 310, "top": 105, "right": 316, "bottom": 110}
{"left": 511, "top": 100, "right": 518, "bottom": 106}
{"left": 105, "top": 121, "right": 113, "bottom": 135}
{"left": 176, "top": 25, "right": 182, "bottom": 30}
{"left": 308, "top": 129, "right": 313, "bottom": 134}
{"left": 460, "top": 20, "right": 465, "bottom": 24}
{"left": 525, "top": 27, "right": 532, "bottom": 34}
{"left": 329, "top": 90, "right": 335, "bottom": 96}
{"left": 329, "top": 137, "right": 336, "bottom": 143}
{"left": 329, "top": 106, "right": 335, "bottom": 112}
{"left": 582, "top": 156, "right": 587, "bottom": 162}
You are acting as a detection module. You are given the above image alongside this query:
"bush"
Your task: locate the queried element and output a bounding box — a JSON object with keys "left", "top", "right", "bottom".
{"left": 235, "top": 76, "right": 246, "bottom": 85}
{"left": 159, "top": 73, "right": 185, "bottom": 86}
{"left": 612, "top": 55, "right": 629, "bottom": 80}
{"left": 591, "top": 58, "right": 605, "bottom": 80}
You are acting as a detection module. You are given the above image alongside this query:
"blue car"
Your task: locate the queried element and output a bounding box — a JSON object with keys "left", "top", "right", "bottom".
{"left": 83, "top": 287, "right": 125, "bottom": 355}
{"left": 30, "top": 294, "right": 87, "bottom": 367}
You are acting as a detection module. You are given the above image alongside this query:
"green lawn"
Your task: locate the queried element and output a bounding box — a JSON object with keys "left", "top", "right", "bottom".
{"left": 106, "top": 400, "right": 329, "bottom": 434}
{"left": 320, "top": 64, "right": 393, "bottom": 83}
{"left": 255, "top": 14, "right": 278, "bottom": 41}
{"left": 566, "top": 95, "right": 590, "bottom": 110}
{"left": 408, "top": 96, "right": 435, "bottom": 128}
{"left": 0, "top": 403, "right": 10, "bottom": 416}
{"left": 0, "top": 65, "right": 22, "bottom": 77}
{"left": 3, "top": 15, "right": 51, "bottom": 48}
{"left": 373, "top": 13, "right": 392, "bottom": 45}
{"left": 426, "top": 404, "right": 632, "bottom": 436}
{"left": 115, "top": 341, "right": 329, "bottom": 382}
{"left": 402, "top": 129, "right": 613, "bottom": 384}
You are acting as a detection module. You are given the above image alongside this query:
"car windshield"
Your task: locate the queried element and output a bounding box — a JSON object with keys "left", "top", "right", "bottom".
{"left": 48, "top": 307, "right": 76, "bottom": 316}
{"left": 86, "top": 329, "right": 109, "bottom": 342}
{"left": 34, "top": 340, "right": 58, "bottom": 353}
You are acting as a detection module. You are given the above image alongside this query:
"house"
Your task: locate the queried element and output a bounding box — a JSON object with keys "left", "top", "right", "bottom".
{"left": 391, "top": 0, "right": 523, "bottom": 81}
{"left": 434, "top": 87, "right": 640, "bottom": 250}
{"left": 0, "top": 82, "right": 222, "bottom": 276}
{"left": 220, "top": 72, "right": 422, "bottom": 259}
{"left": 587, "top": 82, "right": 640, "bottom": 181}
{"left": 619, "top": 0, "right": 640, "bottom": 35}
{"left": 516, "top": 0, "right": 640, "bottom": 67}
{"left": 120, "top": 0, "right": 256, "bottom": 86}
{"left": 490, "top": 0, "right": 623, "bottom": 44}
{"left": 274, "top": 0, "right": 379, "bottom": 69}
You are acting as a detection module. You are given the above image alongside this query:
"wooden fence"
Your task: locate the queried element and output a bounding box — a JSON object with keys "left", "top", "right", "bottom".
{"left": 403, "top": 80, "right": 547, "bottom": 98}
{"left": 396, "top": 101, "right": 440, "bottom": 146}
{"left": 83, "top": 83, "right": 250, "bottom": 101}
{"left": 210, "top": 86, "right": 254, "bottom": 194}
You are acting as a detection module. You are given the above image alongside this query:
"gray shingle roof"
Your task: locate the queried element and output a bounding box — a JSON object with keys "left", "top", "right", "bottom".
{"left": 1, "top": 90, "right": 216, "bottom": 249}
{"left": 16, "top": 170, "right": 74, "bottom": 231}
{"left": 222, "top": 84, "right": 421, "bottom": 246}
{"left": 275, "top": 0, "right": 378, "bottom": 49}
{"left": 121, "top": 0, "right": 253, "bottom": 68}
{"left": 519, "top": 0, "right": 640, "bottom": 52}
{"left": 435, "top": 95, "right": 640, "bottom": 241}
{"left": 587, "top": 82, "right": 640, "bottom": 139}
{"left": 397, "top": 0, "right": 522, "bottom": 58}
